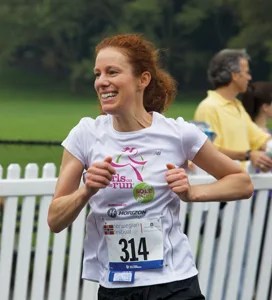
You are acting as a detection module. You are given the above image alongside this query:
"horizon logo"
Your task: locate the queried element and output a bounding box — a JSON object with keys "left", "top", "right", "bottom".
{"left": 107, "top": 208, "right": 118, "bottom": 218}
{"left": 107, "top": 208, "right": 147, "bottom": 218}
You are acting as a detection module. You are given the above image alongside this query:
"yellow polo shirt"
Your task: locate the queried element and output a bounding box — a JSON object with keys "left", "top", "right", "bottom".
{"left": 194, "top": 90, "right": 270, "bottom": 151}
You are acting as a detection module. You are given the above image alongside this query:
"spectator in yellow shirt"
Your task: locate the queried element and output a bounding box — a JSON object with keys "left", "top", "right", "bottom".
{"left": 194, "top": 49, "right": 272, "bottom": 172}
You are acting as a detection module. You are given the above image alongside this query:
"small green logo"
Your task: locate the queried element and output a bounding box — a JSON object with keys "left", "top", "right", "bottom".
{"left": 133, "top": 182, "right": 155, "bottom": 203}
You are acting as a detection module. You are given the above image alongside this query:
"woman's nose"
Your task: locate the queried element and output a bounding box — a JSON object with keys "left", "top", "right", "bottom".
{"left": 96, "top": 74, "right": 110, "bottom": 87}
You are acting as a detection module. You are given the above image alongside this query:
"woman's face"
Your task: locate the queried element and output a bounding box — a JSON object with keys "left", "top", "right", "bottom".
{"left": 94, "top": 47, "right": 142, "bottom": 115}
{"left": 262, "top": 101, "right": 272, "bottom": 119}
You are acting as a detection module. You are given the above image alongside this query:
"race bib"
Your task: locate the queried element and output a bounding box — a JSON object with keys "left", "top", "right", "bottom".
{"left": 104, "top": 218, "right": 164, "bottom": 272}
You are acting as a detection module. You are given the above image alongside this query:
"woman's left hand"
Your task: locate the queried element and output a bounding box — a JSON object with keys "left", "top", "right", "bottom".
{"left": 166, "top": 164, "right": 191, "bottom": 201}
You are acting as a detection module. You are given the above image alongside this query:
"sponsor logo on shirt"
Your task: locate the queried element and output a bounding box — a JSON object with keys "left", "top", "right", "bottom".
{"left": 107, "top": 208, "right": 146, "bottom": 219}
{"left": 104, "top": 222, "right": 141, "bottom": 236}
{"left": 110, "top": 147, "right": 155, "bottom": 203}
{"left": 103, "top": 224, "right": 114, "bottom": 235}
{"left": 108, "top": 203, "right": 127, "bottom": 207}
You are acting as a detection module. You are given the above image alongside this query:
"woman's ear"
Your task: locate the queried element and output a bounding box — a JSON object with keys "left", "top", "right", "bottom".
{"left": 139, "top": 71, "right": 151, "bottom": 89}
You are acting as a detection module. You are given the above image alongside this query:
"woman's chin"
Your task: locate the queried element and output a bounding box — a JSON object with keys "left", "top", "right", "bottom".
{"left": 101, "top": 105, "right": 116, "bottom": 115}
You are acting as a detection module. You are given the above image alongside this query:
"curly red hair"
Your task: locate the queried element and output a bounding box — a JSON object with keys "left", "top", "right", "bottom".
{"left": 95, "top": 33, "right": 177, "bottom": 113}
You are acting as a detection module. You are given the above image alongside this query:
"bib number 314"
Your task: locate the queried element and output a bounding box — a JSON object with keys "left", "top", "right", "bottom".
{"left": 119, "top": 237, "right": 149, "bottom": 262}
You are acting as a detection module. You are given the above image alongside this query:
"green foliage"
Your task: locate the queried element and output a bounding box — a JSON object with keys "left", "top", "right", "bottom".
{"left": 0, "top": 0, "right": 271, "bottom": 90}
{"left": 175, "top": 1, "right": 210, "bottom": 33}
{"left": 228, "top": 1, "right": 272, "bottom": 61}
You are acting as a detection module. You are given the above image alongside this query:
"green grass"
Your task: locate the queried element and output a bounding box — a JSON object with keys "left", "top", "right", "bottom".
{"left": 0, "top": 67, "right": 201, "bottom": 173}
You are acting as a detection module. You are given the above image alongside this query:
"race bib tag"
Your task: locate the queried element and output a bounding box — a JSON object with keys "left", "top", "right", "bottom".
{"left": 104, "top": 218, "right": 164, "bottom": 272}
{"left": 109, "top": 271, "right": 135, "bottom": 283}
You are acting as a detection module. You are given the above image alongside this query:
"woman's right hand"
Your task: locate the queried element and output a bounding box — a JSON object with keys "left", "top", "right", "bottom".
{"left": 83, "top": 156, "right": 116, "bottom": 195}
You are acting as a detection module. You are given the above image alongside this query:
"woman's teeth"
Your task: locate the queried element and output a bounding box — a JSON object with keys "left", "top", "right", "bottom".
{"left": 101, "top": 92, "right": 117, "bottom": 99}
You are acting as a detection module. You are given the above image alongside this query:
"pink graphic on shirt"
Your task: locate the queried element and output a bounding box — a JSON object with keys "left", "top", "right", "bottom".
{"left": 111, "top": 147, "right": 147, "bottom": 182}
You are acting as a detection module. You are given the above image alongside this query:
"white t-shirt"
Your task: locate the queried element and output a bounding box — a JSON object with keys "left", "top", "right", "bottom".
{"left": 62, "top": 111, "right": 207, "bottom": 288}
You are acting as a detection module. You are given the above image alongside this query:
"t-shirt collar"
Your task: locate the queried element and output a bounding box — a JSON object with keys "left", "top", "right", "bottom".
{"left": 208, "top": 90, "right": 240, "bottom": 106}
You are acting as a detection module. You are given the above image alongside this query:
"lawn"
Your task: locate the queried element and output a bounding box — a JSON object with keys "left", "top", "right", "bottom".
{"left": 0, "top": 67, "right": 202, "bottom": 173}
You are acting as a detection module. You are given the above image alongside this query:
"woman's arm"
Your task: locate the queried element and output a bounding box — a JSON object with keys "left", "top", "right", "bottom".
{"left": 47, "top": 150, "right": 89, "bottom": 233}
{"left": 166, "top": 139, "right": 254, "bottom": 202}
{"left": 47, "top": 150, "right": 115, "bottom": 233}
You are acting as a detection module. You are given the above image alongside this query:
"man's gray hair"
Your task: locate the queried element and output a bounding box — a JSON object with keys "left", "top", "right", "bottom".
{"left": 208, "top": 49, "right": 250, "bottom": 88}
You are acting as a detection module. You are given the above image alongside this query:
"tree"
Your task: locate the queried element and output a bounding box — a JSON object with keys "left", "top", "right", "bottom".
{"left": 0, "top": 0, "right": 271, "bottom": 92}
{"left": 228, "top": 0, "right": 272, "bottom": 80}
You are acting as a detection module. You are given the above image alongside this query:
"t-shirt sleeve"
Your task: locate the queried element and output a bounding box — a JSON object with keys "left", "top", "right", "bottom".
{"left": 177, "top": 117, "right": 208, "bottom": 161}
{"left": 62, "top": 118, "right": 94, "bottom": 168}
{"left": 194, "top": 103, "right": 222, "bottom": 147}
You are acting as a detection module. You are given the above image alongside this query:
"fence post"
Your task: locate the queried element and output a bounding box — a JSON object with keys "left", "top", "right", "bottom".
{"left": 255, "top": 197, "right": 272, "bottom": 300}
{"left": 30, "top": 163, "right": 57, "bottom": 300}
{"left": 13, "top": 164, "right": 39, "bottom": 300}
{"left": 0, "top": 164, "right": 21, "bottom": 300}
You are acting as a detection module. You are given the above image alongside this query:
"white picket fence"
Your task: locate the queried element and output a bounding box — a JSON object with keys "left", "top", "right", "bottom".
{"left": 0, "top": 163, "right": 271, "bottom": 300}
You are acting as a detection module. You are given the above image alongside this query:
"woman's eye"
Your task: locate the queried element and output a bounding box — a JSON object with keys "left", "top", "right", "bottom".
{"left": 109, "top": 70, "right": 118, "bottom": 76}
{"left": 94, "top": 72, "right": 100, "bottom": 78}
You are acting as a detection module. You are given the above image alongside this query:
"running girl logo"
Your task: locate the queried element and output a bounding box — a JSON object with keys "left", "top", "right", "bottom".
{"left": 111, "top": 147, "right": 155, "bottom": 203}
{"left": 111, "top": 147, "right": 147, "bottom": 181}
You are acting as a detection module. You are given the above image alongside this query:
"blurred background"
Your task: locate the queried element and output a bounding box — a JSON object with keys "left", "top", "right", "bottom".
{"left": 1, "top": 0, "right": 272, "bottom": 172}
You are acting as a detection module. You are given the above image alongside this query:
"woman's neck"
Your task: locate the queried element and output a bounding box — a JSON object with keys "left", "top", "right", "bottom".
{"left": 112, "top": 111, "right": 153, "bottom": 132}
{"left": 254, "top": 113, "right": 268, "bottom": 132}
